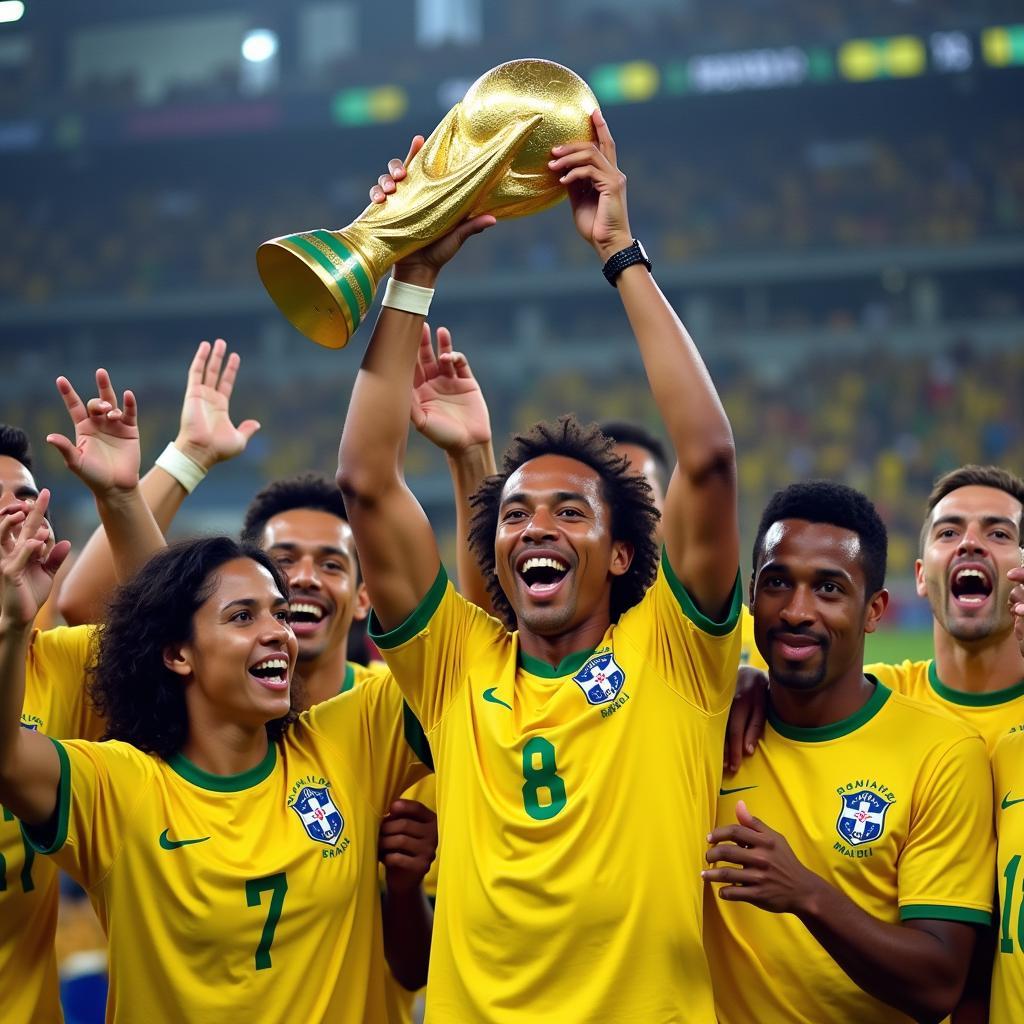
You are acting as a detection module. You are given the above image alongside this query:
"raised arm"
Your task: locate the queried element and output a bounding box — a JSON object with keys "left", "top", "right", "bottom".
{"left": 0, "top": 493, "right": 67, "bottom": 825}
{"left": 550, "top": 112, "right": 738, "bottom": 618}
{"left": 57, "top": 340, "right": 259, "bottom": 624}
{"left": 337, "top": 139, "right": 496, "bottom": 630}
{"left": 47, "top": 370, "right": 164, "bottom": 585}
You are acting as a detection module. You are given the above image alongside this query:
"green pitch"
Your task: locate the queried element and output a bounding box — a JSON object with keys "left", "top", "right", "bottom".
{"left": 865, "top": 628, "right": 933, "bottom": 664}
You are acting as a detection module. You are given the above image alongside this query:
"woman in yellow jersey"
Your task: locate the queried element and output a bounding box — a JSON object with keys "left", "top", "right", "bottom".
{"left": 0, "top": 498, "right": 427, "bottom": 1023}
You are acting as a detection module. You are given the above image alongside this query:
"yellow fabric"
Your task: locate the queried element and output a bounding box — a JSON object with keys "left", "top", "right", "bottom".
{"left": 868, "top": 659, "right": 1024, "bottom": 754}
{"left": 24, "top": 672, "right": 427, "bottom": 1023}
{"left": 990, "top": 728, "right": 1024, "bottom": 1022}
{"left": 373, "top": 560, "right": 742, "bottom": 1023}
{"left": 739, "top": 604, "right": 767, "bottom": 670}
{"left": 1, "top": 625, "right": 99, "bottom": 1024}
{"left": 705, "top": 684, "right": 995, "bottom": 1024}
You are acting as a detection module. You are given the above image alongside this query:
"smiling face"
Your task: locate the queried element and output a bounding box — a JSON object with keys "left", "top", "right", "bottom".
{"left": 494, "top": 454, "right": 632, "bottom": 637}
{"left": 0, "top": 454, "right": 54, "bottom": 550}
{"left": 752, "top": 519, "right": 886, "bottom": 694}
{"left": 261, "top": 508, "right": 366, "bottom": 664}
{"left": 917, "top": 485, "right": 1024, "bottom": 644}
{"left": 168, "top": 557, "right": 298, "bottom": 729}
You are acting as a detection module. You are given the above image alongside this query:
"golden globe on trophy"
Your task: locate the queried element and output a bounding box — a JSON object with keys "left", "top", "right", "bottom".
{"left": 256, "top": 59, "right": 598, "bottom": 349}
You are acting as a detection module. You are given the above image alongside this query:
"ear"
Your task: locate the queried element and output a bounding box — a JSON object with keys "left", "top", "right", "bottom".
{"left": 913, "top": 558, "right": 926, "bottom": 598}
{"left": 351, "top": 581, "right": 371, "bottom": 622}
{"left": 863, "top": 588, "right": 890, "bottom": 634}
{"left": 608, "top": 539, "right": 634, "bottom": 577}
{"left": 163, "top": 643, "right": 194, "bottom": 678}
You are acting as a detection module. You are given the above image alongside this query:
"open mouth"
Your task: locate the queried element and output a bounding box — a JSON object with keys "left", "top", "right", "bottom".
{"left": 248, "top": 655, "right": 290, "bottom": 691}
{"left": 289, "top": 599, "right": 328, "bottom": 636}
{"left": 950, "top": 565, "right": 993, "bottom": 607}
{"left": 518, "top": 555, "right": 570, "bottom": 597}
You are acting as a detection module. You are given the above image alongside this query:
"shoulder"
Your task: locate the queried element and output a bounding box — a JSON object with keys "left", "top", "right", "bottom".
{"left": 28, "top": 624, "right": 98, "bottom": 667}
{"left": 993, "top": 727, "right": 1024, "bottom": 769}
{"left": 885, "top": 689, "right": 986, "bottom": 750}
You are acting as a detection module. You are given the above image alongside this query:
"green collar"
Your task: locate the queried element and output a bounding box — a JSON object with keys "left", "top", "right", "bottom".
{"left": 168, "top": 741, "right": 277, "bottom": 793}
{"left": 928, "top": 660, "right": 1024, "bottom": 707}
{"left": 340, "top": 662, "right": 356, "bottom": 694}
{"left": 768, "top": 677, "right": 891, "bottom": 743}
{"left": 519, "top": 646, "right": 597, "bottom": 679}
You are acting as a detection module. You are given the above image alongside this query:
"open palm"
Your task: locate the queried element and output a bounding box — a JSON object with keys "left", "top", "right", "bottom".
{"left": 0, "top": 492, "right": 70, "bottom": 626}
{"left": 47, "top": 370, "right": 140, "bottom": 494}
{"left": 410, "top": 326, "right": 491, "bottom": 454}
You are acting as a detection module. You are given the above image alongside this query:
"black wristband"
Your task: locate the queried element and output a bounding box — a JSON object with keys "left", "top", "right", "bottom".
{"left": 602, "top": 239, "right": 652, "bottom": 286}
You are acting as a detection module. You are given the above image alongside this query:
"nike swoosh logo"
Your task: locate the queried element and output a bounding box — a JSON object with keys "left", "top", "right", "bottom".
{"left": 482, "top": 687, "right": 512, "bottom": 711}
{"left": 719, "top": 785, "right": 758, "bottom": 796}
{"left": 1002, "top": 793, "right": 1024, "bottom": 810}
{"left": 159, "top": 828, "right": 211, "bottom": 851}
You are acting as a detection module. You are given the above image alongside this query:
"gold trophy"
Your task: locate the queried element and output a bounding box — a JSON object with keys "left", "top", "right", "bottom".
{"left": 256, "top": 59, "right": 598, "bottom": 348}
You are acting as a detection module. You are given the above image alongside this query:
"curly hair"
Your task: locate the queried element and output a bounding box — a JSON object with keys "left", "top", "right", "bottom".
{"left": 0, "top": 424, "right": 32, "bottom": 471}
{"left": 90, "top": 537, "right": 296, "bottom": 760}
{"left": 468, "top": 415, "right": 661, "bottom": 630}
{"left": 241, "top": 473, "right": 348, "bottom": 546}
{"left": 752, "top": 480, "right": 888, "bottom": 596}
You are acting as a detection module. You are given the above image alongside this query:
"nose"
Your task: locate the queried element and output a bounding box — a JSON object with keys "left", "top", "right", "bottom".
{"left": 779, "top": 584, "right": 816, "bottom": 628}
{"left": 522, "top": 506, "right": 558, "bottom": 541}
{"left": 289, "top": 554, "right": 320, "bottom": 590}
{"left": 260, "top": 611, "right": 292, "bottom": 647}
{"left": 957, "top": 526, "right": 987, "bottom": 557}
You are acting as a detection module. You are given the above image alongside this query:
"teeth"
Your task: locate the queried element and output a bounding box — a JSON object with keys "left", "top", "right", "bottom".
{"left": 521, "top": 557, "right": 568, "bottom": 574}
{"left": 290, "top": 602, "right": 324, "bottom": 620}
{"left": 253, "top": 658, "right": 289, "bottom": 672}
{"left": 955, "top": 569, "right": 987, "bottom": 583}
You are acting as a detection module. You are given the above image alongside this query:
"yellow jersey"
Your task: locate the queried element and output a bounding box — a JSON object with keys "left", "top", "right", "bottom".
{"left": 23, "top": 670, "right": 429, "bottom": 1023}
{"left": 2, "top": 625, "right": 100, "bottom": 1024}
{"left": 739, "top": 604, "right": 767, "bottom": 670}
{"left": 868, "top": 659, "right": 1024, "bottom": 754}
{"left": 990, "top": 728, "right": 1024, "bottom": 1022}
{"left": 705, "top": 681, "right": 995, "bottom": 1024}
{"left": 371, "top": 554, "right": 742, "bottom": 1023}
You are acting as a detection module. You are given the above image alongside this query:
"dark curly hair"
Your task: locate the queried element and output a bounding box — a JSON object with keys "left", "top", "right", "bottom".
{"left": 468, "top": 415, "right": 661, "bottom": 630}
{"left": 0, "top": 424, "right": 33, "bottom": 471}
{"left": 241, "top": 473, "right": 349, "bottom": 546}
{"left": 752, "top": 481, "right": 888, "bottom": 596}
{"left": 90, "top": 537, "right": 296, "bottom": 760}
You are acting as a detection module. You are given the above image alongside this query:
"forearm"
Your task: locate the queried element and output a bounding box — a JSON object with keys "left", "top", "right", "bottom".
{"left": 614, "top": 266, "right": 734, "bottom": 478}
{"left": 0, "top": 619, "right": 32, "bottom": 779}
{"left": 59, "top": 464, "right": 184, "bottom": 625}
{"left": 951, "top": 926, "right": 994, "bottom": 1023}
{"left": 382, "top": 885, "right": 433, "bottom": 990}
{"left": 92, "top": 485, "right": 166, "bottom": 585}
{"left": 448, "top": 441, "right": 496, "bottom": 613}
{"left": 798, "top": 881, "right": 967, "bottom": 1020}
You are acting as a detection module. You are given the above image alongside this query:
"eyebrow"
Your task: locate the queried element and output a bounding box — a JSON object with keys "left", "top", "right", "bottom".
{"left": 268, "top": 542, "right": 350, "bottom": 561}
{"left": 500, "top": 490, "right": 592, "bottom": 508}
{"left": 759, "top": 562, "right": 854, "bottom": 583}
{"left": 14, "top": 485, "right": 38, "bottom": 499}
{"left": 932, "top": 514, "right": 1019, "bottom": 534}
{"left": 221, "top": 597, "right": 289, "bottom": 612}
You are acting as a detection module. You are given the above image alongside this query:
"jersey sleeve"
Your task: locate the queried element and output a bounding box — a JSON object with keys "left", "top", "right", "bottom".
{"left": 897, "top": 733, "right": 995, "bottom": 925}
{"left": 739, "top": 605, "right": 767, "bottom": 671}
{"left": 864, "top": 661, "right": 911, "bottom": 696}
{"left": 303, "top": 668, "right": 432, "bottom": 816}
{"left": 21, "top": 738, "right": 152, "bottom": 890}
{"left": 367, "top": 564, "right": 509, "bottom": 733}
{"left": 27, "top": 626, "right": 105, "bottom": 741}
{"left": 617, "top": 550, "right": 742, "bottom": 714}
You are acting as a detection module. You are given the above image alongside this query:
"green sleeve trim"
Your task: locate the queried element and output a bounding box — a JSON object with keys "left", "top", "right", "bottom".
{"left": 900, "top": 904, "right": 992, "bottom": 926}
{"left": 403, "top": 702, "right": 434, "bottom": 772}
{"left": 368, "top": 563, "right": 448, "bottom": 650}
{"left": 22, "top": 737, "right": 71, "bottom": 855}
{"left": 660, "top": 548, "right": 742, "bottom": 637}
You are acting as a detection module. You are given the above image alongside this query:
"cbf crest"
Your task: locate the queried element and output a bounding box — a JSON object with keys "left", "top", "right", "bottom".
{"left": 290, "top": 785, "right": 344, "bottom": 846}
{"left": 573, "top": 651, "right": 626, "bottom": 706}
{"left": 837, "top": 789, "right": 891, "bottom": 846}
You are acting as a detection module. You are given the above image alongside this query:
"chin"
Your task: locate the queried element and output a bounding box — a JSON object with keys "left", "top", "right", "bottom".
{"left": 517, "top": 603, "right": 576, "bottom": 636}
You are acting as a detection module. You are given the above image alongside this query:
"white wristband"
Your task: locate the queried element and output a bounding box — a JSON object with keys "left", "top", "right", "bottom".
{"left": 155, "top": 443, "right": 207, "bottom": 494}
{"left": 381, "top": 277, "right": 434, "bottom": 316}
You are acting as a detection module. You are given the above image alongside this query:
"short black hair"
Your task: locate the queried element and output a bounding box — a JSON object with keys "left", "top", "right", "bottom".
{"left": 90, "top": 537, "right": 295, "bottom": 760}
{"left": 752, "top": 481, "right": 888, "bottom": 596}
{"left": 242, "top": 473, "right": 348, "bottom": 546}
{"left": 599, "top": 420, "right": 670, "bottom": 486}
{"left": 0, "top": 424, "right": 33, "bottom": 471}
{"left": 920, "top": 464, "right": 1024, "bottom": 552}
{"left": 468, "top": 414, "right": 661, "bottom": 630}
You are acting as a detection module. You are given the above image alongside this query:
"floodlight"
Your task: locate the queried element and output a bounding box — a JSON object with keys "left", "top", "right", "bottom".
{"left": 242, "top": 28, "right": 278, "bottom": 64}
{"left": 0, "top": 2, "right": 25, "bottom": 25}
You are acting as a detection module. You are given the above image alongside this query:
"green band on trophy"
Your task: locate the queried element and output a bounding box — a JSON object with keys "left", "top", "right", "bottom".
{"left": 288, "top": 234, "right": 366, "bottom": 331}
{"left": 310, "top": 231, "right": 375, "bottom": 312}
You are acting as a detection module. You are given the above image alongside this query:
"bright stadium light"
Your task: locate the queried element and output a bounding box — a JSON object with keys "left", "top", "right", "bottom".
{"left": 241, "top": 28, "right": 278, "bottom": 64}
{"left": 0, "top": 2, "right": 25, "bottom": 25}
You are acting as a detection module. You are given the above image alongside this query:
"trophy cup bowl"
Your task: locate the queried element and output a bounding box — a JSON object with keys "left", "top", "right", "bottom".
{"left": 256, "top": 59, "right": 598, "bottom": 349}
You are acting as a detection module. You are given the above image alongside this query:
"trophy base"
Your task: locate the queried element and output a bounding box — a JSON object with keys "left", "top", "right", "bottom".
{"left": 256, "top": 230, "right": 378, "bottom": 350}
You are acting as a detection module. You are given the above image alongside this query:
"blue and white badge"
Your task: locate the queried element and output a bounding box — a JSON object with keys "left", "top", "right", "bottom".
{"left": 573, "top": 651, "right": 626, "bottom": 706}
{"left": 836, "top": 789, "right": 890, "bottom": 846}
{"left": 290, "top": 786, "right": 345, "bottom": 846}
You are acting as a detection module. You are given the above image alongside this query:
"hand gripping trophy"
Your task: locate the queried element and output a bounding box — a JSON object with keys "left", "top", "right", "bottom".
{"left": 256, "top": 59, "right": 597, "bottom": 348}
